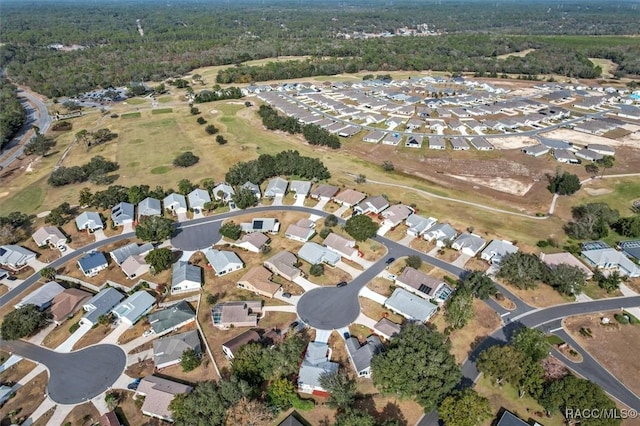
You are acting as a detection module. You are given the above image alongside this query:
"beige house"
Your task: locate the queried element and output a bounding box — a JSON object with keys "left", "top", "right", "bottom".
{"left": 211, "top": 301, "right": 262, "bottom": 329}
{"left": 231, "top": 232, "right": 269, "bottom": 253}
{"left": 32, "top": 226, "right": 66, "bottom": 250}
{"left": 120, "top": 255, "right": 150, "bottom": 280}
{"left": 136, "top": 375, "right": 192, "bottom": 422}
{"left": 237, "top": 266, "right": 282, "bottom": 298}
{"left": 50, "top": 288, "right": 92, "bottom": 324}
{"left": 333, "top": 189, "right": 367, "bottom": 207}
{"left": 264, "top": 251, "right": 301, "bottom": 281}
{"left": 323, "top": 233, "right": 359, "bottom": 260}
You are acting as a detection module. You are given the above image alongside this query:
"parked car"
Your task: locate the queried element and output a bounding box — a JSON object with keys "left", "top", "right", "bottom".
{"left": 6, "top": 276, "right": 17, "bottom": 281}
{"left": 336, "top": 281, "right": 348, "bottom": 288}
{"left": 385, "top": 257, "right": 395, "bottom": 265}
{"left": 127, "top": 378, "right": 141, "bottom": 390}
{"left": 282, "top": 292, "right": 292, "bottom": 298}
{"left": 343, "top": 331, "right": 350, "bottom": 339}
{"left": 143, "top": 329, "right": 154, "bottom": 337}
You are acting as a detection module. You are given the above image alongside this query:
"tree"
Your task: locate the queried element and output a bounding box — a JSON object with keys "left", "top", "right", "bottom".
{"left": 564, "top": 203, "right": 619, "bottom": 240}
{"left": 445, "top": 288, "right": 474, "bottom": 329}
{"left": 438, "top": 389, "right": 492, "bottom": 426}
{"left": 512, "top": 327, "right": 551, "bottom": 362}
{"left": 594, "top": 269, "right": 622, "bottom": 293}
{"left": 173, "top": 151, "right": 200, "bottom": 168}
{"left": 344, "top": 214, "right": 379, "bottom": 242}
{"left": 335, "top": 409, "right": 376, "bottom": 426}
{"left": 181, "top": 348, "right": 201, "bottom": 372}
{"left": 382, "top": 161, "right": 395, "bottom": 172}
{"left": 231, "top": 343, "right": 269, "bottom": 386}
{"left": 354, "top": 174, "right": 366, "bottom": 184}
{"left": 232, "top": 187, "right": 259, "bottom": 209}
{"left": 24, "top": 133, "right": 56, "bottom": 157}
{"left": 546, "top": 263, "right": 586, "bottom": 295}
{"left": 145, "top": 248, "right": 174, "bottom": 273}
{"left": 219, "top": 221, "right": 242, "bottom": 240}
{"left": 169, "top": 379, "right": 250, "bottom": 426}
{"left": 477, "top": 345, "right": 544, "bottom": 398}
{"left": 612, "top": 215, "right": 640, "bottom": 238}
{"left": 128, "top": 185, "right": 150, "bottom": 204}
{"left": 309, "top": 264, "right": 324, "bottom": 276}
{"left": 40, "top": 266, "right": 57, "bottom": 280}
{"left": 1, "top": 305, "right": 49, "bottom": 340}
{"left": 497, "top": 252, "right": 545, "bottom": 289}
{"left": 79, "top": 187, "right": 93, "bottom": 206}
{"left": 45, "top": 202, "right": 74, "bottom": 226}
{"left": 371, "top": 323, "right": 461, "bottom": 410}
{"left": 267, "top": 377, "right": 296, "bottom": 410}
{"left": 461, "top": 271, "right": 496, "bottom": 299}
{"left": 324, "top": 214, "right": 338, "bottom": 228}
{"left": 190, "top": 106, "right": 200, "bottom": 115}
{"left": 216, "top": 135, "right": 228, "bottom": 145}
{"left": 405, "top": 255, "right": 422, "bottom": 269}
{"left": 136, "top": 216, "right": 175, "bottom": 242}
{"left": 224, "top": 397, "right": 273, "bottom": 426}
{"left": 205, "top": 124, "right": 219, "bottom": 135}
{"left": 597, "top": 155, "right": 615, "bottom": 178}
{"left": 105, "top": 392, "right": 119, "bottom": 410}
{"left": 319, "top": 370, "right": 357, "bottom": 409}
{"left": 585, "top": 163, "right": 599, "bottom": 177}
{"left": 546, "top": 170, "right": 581, "bottom": 195}
{"left": 197, "top": 116, "right": 207, "bottom": 125}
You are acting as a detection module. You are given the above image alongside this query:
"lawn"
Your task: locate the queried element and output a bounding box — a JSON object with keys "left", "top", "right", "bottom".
{"left": 0, "top": 184, "right": 45, "bottom": 215}
{"left": 0, "top": 359, "right": 36, "bottom": 385}
{"left": 0, "top": 371, "right": 47, "bottom": 425}
{"left": 124, "top": 98, "right": 147, "bottom": 105}
{"left": 62, "top": 402, "right": 100, "bottom": 426}
{"left": 42, "top": 310, "right": 84, "bottom": 349}
{"left": 121, "top": 112, "right": 142, "bottom": 119}
{"left": 150, "top": 108, "right": 173, "bottom": 115}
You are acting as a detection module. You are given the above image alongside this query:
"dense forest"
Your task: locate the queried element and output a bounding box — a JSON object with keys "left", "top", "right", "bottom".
{"left": 0, "top": 78, "right": 27, "bottom": 150}
{"left": 1, "top": 0, "right": 639, "bottom": 97}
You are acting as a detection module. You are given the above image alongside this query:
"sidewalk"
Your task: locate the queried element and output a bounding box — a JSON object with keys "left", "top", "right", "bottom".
{"left": 263, "top": 305, "right": 297, "bottom": 313}
{"left": 22, "top": 397, "right": 56, "bottom": 426}
{"left": 397, "top": 235, "right": 415, "bottom": 247}
{"left": 45, "top": 403, "right": 73, "bottom": 426}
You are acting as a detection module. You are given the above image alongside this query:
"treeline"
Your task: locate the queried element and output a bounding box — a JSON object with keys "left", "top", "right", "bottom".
{"left": 0, "top": 212, "right": 32, "bottom": 245}
{"left": 258, "top": 105, "right": 340, "bottom": 149}
{"left": 193, "top": 86, "right": 243, "bottom": 104}
{"left": 225, "top": 150, "right": 330, "bottom": 187}
{"left": 0, "top": 78, "right": 27, "bottom": 149}
{"left": 48, "top": 156, "right": 119, "bottom": 187}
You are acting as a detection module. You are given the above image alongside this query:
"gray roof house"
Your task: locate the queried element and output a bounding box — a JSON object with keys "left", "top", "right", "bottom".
{"left": 381, "top": 204, "right": 413, "bottom": 227}
{"left": 137, "top": 375, "right": 192, "bottom": 422}
{"left": 75, "top": 211, "right": 103, "bottom": 232}
{"left": 424, "top": 223, "right": 457, "bottom": 246}
{"left": 540, "top": 252, "right": 593, "bottom": 280}
{"left": 15, "top": 281, "right": 64, "bottom": 310}
{"left": 384, "top": 288, "right": 437, "bottom": 322}
{"left": 32, "top": 226, "right": 66, "bottom": 249}
{"left": 575, "top": 148, "right": 603, "bottom": 162}
{"left": 354, "top": 195, "right": 390, "bottom": 215}
{"left": 298, "top": 342, "right": 339, "bottom": 394}
{"left": 310, "top": 184, "right": 339, "bottom": 200}
{"left": 405, "top": 214, "right": 437, "bottom": 237}
{"left": 619, "top": 240, "right": 640, "bottom": 262}
{"left": 77, "top": 251, "right": 108, "bottom": 277}
{"left": 111, "top": 290, "right": 156, "bottom": 326}
{"left": 522, "top": 145, "right": 550, "bottom": 157}
{"left": 333, "top": 189, "right": 366, "bottom": 207}
{"left": 80, "top": 288, "right": 125, "bottom": 326}
{"left": 212, "top": 183, "right": 235, "bottom": 202}
{"left": 222, "top": 329, "right": 261, "bottom": 360}
{"left": 299, "top": 242, "right": 341, "bottom": 266}
{"left": 187, "top": 188, "right": 211, "bottom": 212}
{"left": 211, "top": 301, "right": 262, "bottom": 329}
{"left": 111, "top": 242, "right": 154, "bottom": 265}
{"left": 289, "top": 180, "right": 312, "bottom": 199}
{"left": 265, "top": 177, "right": 289, "bottom": 197}
{"left": 345, "top": 335, "right": 384, "bottom": 378}
{"left": 285, "top": 222, "right": 316, "bottom": 243}
{"left": 163, "top": 193, "right": 187, "bottom": 215}
{"left": 373, "top": 318, "right": 401, "bottom": 340}
{"left": 264, "top": 251, "right": 301, "bottom": 281}
{"left": 395, "top": 267, "right": 452, "bottom": 302}
{"left": 323, "top": 233, "right": 359, "bottom": 260}
{"left": 147, "top": 300, "right": 196, "bottom": 336}
{"left": 232, "top": 232, "right": 269, "bottom": 253}
{"left": 204, "top": 249, "right": 243, "bottom": 276}
{"left": 0, "top": 245, "right": 36, "bottom": 270}
{"left": 481, "top": 240, "right": 519, "bottom": 265}
{"left": 111, "top": 202, "right": 135, "bottom": 227}
{"left": 153, "top": 330, "right": 201, "bottom": 369}
{"left": 171, "top": 261, "right": 202, "bottom": 294}
{"left": 451, "top": 233, "right": 487, "bottom": 256}
{"left": 241, "top": 218, "right": 280, "bottom": 234}
{"left": 242, "top": 181, "right": 261, "bottom": 199}
{"left": 582, "top": 248, "right": 640, "bottom": 278}
{"left": 138, "top": 197, "right": 162, "bottom": 219}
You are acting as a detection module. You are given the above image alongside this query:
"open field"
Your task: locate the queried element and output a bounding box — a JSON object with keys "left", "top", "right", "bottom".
{"left": 589, "top": 58, "right": 618, "bottom": 78}
{"left": 62, "top": 402, "right": 100, "bottom": 426}
{"left": 0, "top": 359, "right": 36, "bottom": 385}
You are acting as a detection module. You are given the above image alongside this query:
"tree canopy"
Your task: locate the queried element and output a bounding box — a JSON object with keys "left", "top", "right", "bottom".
{"left": 497, "top": 252, "right": 545, "bottom": 289}
{"left": 145, "top": 248, "right": 174, "bottom": 274}
{"left": 173, "top": 151, "right": 200, "bottom": 168}
{"left": 564, "top": 203, "right": 619, "bottom": 240}
{"left": 511, "top": 327, "right": 551, "bottom": 362}
{"left": 546, "top": 170, "right": 581, "bottom": 195}
{"left": 461, "top": 271, "right": 496, "bottom": 299}
{"left": 438, "top": 389, "right": 492, "bottom": 426}
{"left": 219, "top": 221, "right": 242, "bottom": 240}
{"left": 225, "top": 151, "right": 329, "bottom": 187}
{"left": 135, "top": 216, "right": 175, "bottom": 242}
{"left": 344, "top": 214, "right": 379, "bottom": 242}
{"left": 1, "top": 305, "right": 49, "bottom": 340}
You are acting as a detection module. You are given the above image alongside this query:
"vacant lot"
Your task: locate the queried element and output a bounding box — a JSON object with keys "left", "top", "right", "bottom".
{"left": 0, "top": 371, "right": 47, "bottom": 425}
{"left": 62, "top": 402, "right": 100, "bottom": 426}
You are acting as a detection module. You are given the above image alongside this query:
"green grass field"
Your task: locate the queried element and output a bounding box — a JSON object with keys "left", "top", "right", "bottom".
{"left": 121, "top": 112, "right": 141, "bottom": 119}
{"left": 0, "top": 185, "right": 45, "bottom": 216}
{"left": 157, "top": 96, "right": 173, "bottom": 103}
{"left": 151, "top": 108, "right": 173, "bottom": 115}
{"left": 124, "top": 98, "right": 147, "bottom": 105}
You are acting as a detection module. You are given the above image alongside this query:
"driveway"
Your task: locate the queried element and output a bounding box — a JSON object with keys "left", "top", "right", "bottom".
{"left": 313, "top": 199, "right": 329, "bottom": 211}
{"left": 294, "top": 196, "right": 305, "bottom": 206}
{"left": 273, "top": 195, "right": 284, "bottom": 206}
{"left": 0, "top": 339, "right": 126, "bottom": 404}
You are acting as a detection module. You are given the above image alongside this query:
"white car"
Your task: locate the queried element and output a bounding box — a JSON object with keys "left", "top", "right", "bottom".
{"left": 143, "top": 329, "right": 154, "bottom": 337}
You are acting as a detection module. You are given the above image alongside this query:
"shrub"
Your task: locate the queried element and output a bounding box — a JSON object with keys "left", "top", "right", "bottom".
{"left": 614, "top": 313, "right": 630, "bottom": 324}
{"left": 309, "top": 264, "right": 324, "bottom": 276}
{"left": 173, "top": 151, "right": 200, "bottom": 167}
{"left": 196, "top": 117, "right": 207, "bottom": 125}
{"left": 624, "top": 311, "right": 640, "bottom": 324}
{"left": 205, "top": 124, "right": 219, "bottom": 135}
{"left": 69, "top": 322, "right": 80, "bottom": 334}
{"left": 52, "top": 121, "right": 73, "bottom": 131}
{"left": 319, "top": 227, "right": 332, "bottom": 239}
{"left": 291, "top": 395, "right": 314, "bottom": 411}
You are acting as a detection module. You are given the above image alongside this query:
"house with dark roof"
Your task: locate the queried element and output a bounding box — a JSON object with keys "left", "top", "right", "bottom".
{"left": 147, "top": 300, "right": 196, "bottom": 336}
{"left": 153, "top": 330, "right": 201, "bottom": 369}
{"left": 374, "top": 318, "right": 401, "bottom": 340}
{"left": 395, "top": 267, "right": 452, "bottom": 302}
{"left": 354, "top": 195, "right": 389, "bottom": 215}
{"left": 137, "top": 197, "right": 162, "bottom": 220}
{"left": 222, "top": 329, "right": 261, "bottom": 360}
{"left": 310, "top": 184, "right": 339, "bottom": 201}
{"left": 345, "top": 335, "right": 384, "bottom": 378}
{"left": 111, "top": 202, "right": 135, "bottom": 227}
{"left": 619, "top": 240, "right": 640, "bottom": 262}
{"left": 333, "top": 189, "right": 366, "bottom": 207}
{"left": 495, "top": 410, "right": 530, "bottom": 426}
{"left": 171, "top": 261, "right": 202, "bottom": 293}
{"left": 264, "top": 251, "right": 301, "bottom": 281}
{"left": 278, "top": 412, "right": 307, "bottom": 426}
{"left": 50, "top": 288, "right": 92, "bottom": 323}
{"left": 99, "top": 411, "right": 121, "bottom": 426}
{"left": 80, "top": 288, "right": 125, "bottom": 326}
{"left": 232, "top": 232, "right": 269, "bottom": 253}
{"left": 77, "top": 251, "right": 108, "bottom": 277}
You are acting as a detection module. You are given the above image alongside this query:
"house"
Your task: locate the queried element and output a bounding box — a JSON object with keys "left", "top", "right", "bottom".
{"left": 619, "top": 240, "right": 640, "bottom": 262}
{"left": 80, "top": 288, "right": 124, "bottom": 327}
{"left": 212, "top": 183, "right": 235, "bottom": 202}
{"left": 50, "top": 288, "right": 92, "bottom": 323}
{"left": 553, "top": 149, "right": 580, "bottom": 164}
{"left": 147, "top": 300, "right": 196, "bottom": 336}
{"left": 237, "top": 266, "right": 282, "bottom": 298}
{"left": 540, "top": 252, "right": 593, "bottom": 279}
{"left": 242, "top": 181, "right": 261, "bottom": 199}
{"left": 373, "top": 318, "right": 401, "bottom": 340}
{"left": 289, "top": 180, "right": 312, "bottom": 199}
{"left": 265, "top": 177, "right": 289, "bottom": 197}
{"left": 0, "top": 245, "right": 36, "bottom": 270}
{"left": 241, "top": 218, "right": 280, "bottom": 234}
{"left": 354, "top": 195, "right": 389, "bottom": 215}
{"left": 616, "top": 104, "right": 640, "bottom": 120}
{"left": 211, "top": 301, "right": 262, "bottom": 329}
{"left": 136, "top": 375, "right": 192, "bottom": 422}
{"left": 110, "top": 242, "right": 153, "bottom": 265}
{"left": 222, "top": 329, "right": 261, "bottom": 360}
{"left": 121, "top": 255, "right": 149, "bottom": 279}
{"left": 451, "top": 233, "right": 487, "bottom": 256}
{"left": 153, "top": 330, "right": 201, "bottom": 369}
{"left": 395, "top": 267, "right": 452, "bottom": 302}
{"left": 75, "top": 211, "right": 103, "bottom": 232}
{"left": 310, "top": 184, "right": 339, "bottom": 201}
{"left": 405, "top": 118, "right": 422, "bottom": 130}
{"left": 187, "top": 188, "right": 211, "bottom": 213}
{"left": 428, "top": 137, "right": 446, "bottom": 150}
{"left": 405, "top": 135, "right": 423, "bottom": 148}
{"left": 111, "top": 291, "right": 156, "bottom": 326}
{"left": 575, "top": 148, "right": 603, "bottom": 162}
{"left": 77, "top": 251, "right": 108, "bottom": 277}
{"left": 15, "top": 281, "right": 64, "bottom": 310}
{"left": 345, "top": 335, "right": 384, "bottom": 378}
{"left": 384, "top": 288, "right": 438, "bottom": 322}
{"left": 99, "top": 411, "right": 121, "bottom": 426}
{"left": 299, "top": 242, "right": 341, "bottom": 266}
{"left": 481, "top": 240, "right": 518, "bottom": 265}
{"left": 32, "top": 226, "right": 66, "bottom": 250}
{"left": 587, "top": 144, "right": 615, "bottom": 156}
{"left": 581, "top": 248, "right": 639, "bottom": 277}
{"left": 278, "top": 412, "right": 307, "bottom": 426}
{"left": 298, "top": 342, "right": 339, "bottom": 394}
{"left": 232, "top": 232, "right": 269, "bottom": 253}
{"left": 469, "top": 137, "right": 494, "bottom": 151}
{"left": 204, "top": 249, "right": 243, "bottom": 276}
{"left": 163, "top": 193, "right": 188, "bottom": 215}
{"left": 285, "top": 222, "right": 316, "bottom": 243}
{"left": 450, "top": 137, "right": 471, "bottom": 151}
{"left": 382, "top": 132, "right": 402, "bottom": 146}
{"left": 137, "top": 197, "right": 162, "bottom": 220}
{"left": 111, "top": 202, "right": 135, "bottom": 227}
{"left": 522, "top": 145, "right": 550, "bottom": 157}
{"left": 405, "top": 214, "right": 437, "bottom": 237}
{"left": 323, "top": 233, "right": 359, "bottom": 260}
{"left": 362, "top": 130, "right": 385, "bottom": 143}
{"left": 495, "top": 410, "right": 530, "bottom": 426}
{"left": 169, "top": 261, "right": 202, "bottom": 294}
{"left": 424, "top": 223, "right": 457, "bottom": 246}
{"left": 333, "top": 189, "right": 367, "bottom": 207}
{"left": 264, "top": 251, "right": 301, "bottom": 281}
{"left": 381, "top": 204, "right": 413, "bottom": 227}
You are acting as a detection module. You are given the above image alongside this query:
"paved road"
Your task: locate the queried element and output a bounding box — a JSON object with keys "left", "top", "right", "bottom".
{"left": 0, "top": 339, "right": 126, "bottom": 404}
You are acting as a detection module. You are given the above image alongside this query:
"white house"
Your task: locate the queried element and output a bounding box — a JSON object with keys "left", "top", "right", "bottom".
{"left": 480, "top": 240, "right": 518, "bottom": 265}
{"left": 171, "top": 261, "right": 203, "bottom": 293}
{"left": 265, "top": 177, "right": 289, "bottom": 197}
{"left": 111, "top": 291, "right": 156, "bottom": 326}
{"left": 204, "top": 249, "right": 244, "bottom": 276}
{"left": 289, "top": 180, "right": 312, "bottom": 199}
{"left": 298, "top": 342, "right": 339, "bottom": 394}
{"left": 75, "top": 211, "right": 103, "bottom": 232}
{"left": 163, "top": 193, "right": 188, "bottom": 215}
{"left": 451, "top": 233, "right": 487, "bottom": 256}
{"left": 424, "top": 223, "right": 457, "bottom": 246}
{"left": 381, "top": 204, "right": 413, "bottom": 228}
{"left": 137, "top": 197, "right": 162, "bottom": 220}
{"left": 212, "top": 183, "right": 235, "bottom": 202}
{"left": 405, "top": 214, "right": 437, "bottom": 237}
{"left": 187, "top": 188, "right": 211, "bottom": 213}
{"left": 111, "top": 202, "right": 135, "bottom": 227}
{"left": 32, "top": 226, "right": 66, "bottom": 250}
{"left": 323, "top": 233, "right": 360, "bottom": 261}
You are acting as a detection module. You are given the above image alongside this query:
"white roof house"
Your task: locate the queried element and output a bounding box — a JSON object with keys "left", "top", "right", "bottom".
{"left": 111, "top": 291, "right": 156, "bottom": 326}
{"left": 285, "top": 223, "right": 316, "bottom": 243}
{"left": 163, "top": 193, "right": 187, "bottom": 214}
{"left": 32, "top": 226, "right": 66, "bottom": 249}
{"left": 481, "top": 240, "right": 518, "bottom": 265}
{"left": 297, "top": 342, "right": 339, "bottom": 394}
{"left": 204, "top": 249, "right": 243, "bottom": 276}
{"left": 187, "top": 188, "right": 211, "bottom": 212}
{"left": 0, "top": 245, "right": 36, "bottom": 270}
{"left": 424, "top": 223, "right": 457, "bottom": 246}
{"left": 138, "top": 197, "right": 162, "bottom": 219}
{"left": 298, "top": 242, "right": 341, "bottom": 266}
{"left": 384, "top": 288, "right": 437, "bottom": 322}
{"left": 212, "top": 183, "right": 235, "bottom": 202}
{"left": 121, "top": 255, "right": 150, "bottom": 280}
{"left": 265, "top": 177, "right": 289, "bottom": 197}
{"left": 111, "top": 242, "right": 154, "bottom": 265}
{"left": 14, "top": 281, "right": 64, "bottom": 310}
{"left": 451, "top": 233, "right": 487, "bottom": 256}
{"left": 75, "top": 211, "right": 103, "bottom": 232}
{"left": 405, "top": 214, "right": 437, "bottom": 237}
{"left": 289, "top": 180, "right": 312, "bottom": 199}
{"left": 171, "top": 261, "right": 202, "bottom": 294}
{"left": 241, "top": 218, "right": 280, "bottom": 234}
{"left": 581, "top": 248, "right": 640, "bottom": 278}
{"left": 111, "top": 202, "right": 135, "bottom": 226}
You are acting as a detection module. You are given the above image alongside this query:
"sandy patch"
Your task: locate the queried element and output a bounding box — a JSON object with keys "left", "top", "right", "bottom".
{"left": 541, "top": 128, "right": 622, "bottom": 147}
{"left": 209, "top": 109, "right": 219, "bottom": 115}
{"left": 0, "top": 191, "right": 8, "bottom": 198}
{"left": 496, "top": 48, "right": 537, "bottom": 59}
{"left": 489, "top": 135, "right": 539, "bottom": 150}
{"left": 448, "top": 175, "right": 534, "bottom": 196}
{"left": 583, "top": 187, "right": 613, "bottom": 196}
